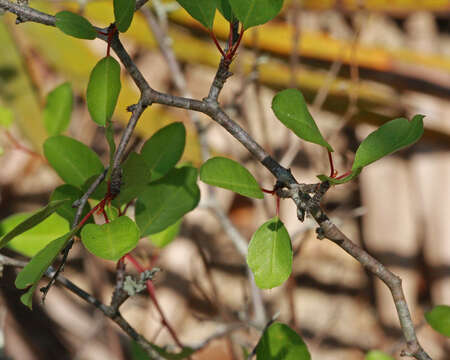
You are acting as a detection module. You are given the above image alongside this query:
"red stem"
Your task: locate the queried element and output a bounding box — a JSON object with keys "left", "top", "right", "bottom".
{"left": 335, "top": 171, "right": 352, "bottom": 180}
{"left": 209, "top": 30, "right": 226, "bottom": 58}
{"left": 124, "top": 254, "right": 184, "bottom": 349}
{"left": 261, "top": 188, "right": 275, "bottom": 194}
{"left": 228, "top": 26, "right": 245, "bottom": 60}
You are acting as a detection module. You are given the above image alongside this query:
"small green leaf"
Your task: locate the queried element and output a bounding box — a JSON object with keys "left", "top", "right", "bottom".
{"left": 272, "top": 89, "right": 333, "bottom": 152}
{"left": 365, "top": 350, "right": 395, "bottom": 360}
{"left": 44, "top": 135, "right": 104, "bottom": 187}
{"left": 50, "top": 185, "right": 92, "bottom": 225}
{"left": 247, "top": 217, "right": 292, "bottom": 289}
{"left": 229, "top": 0, "right": 284, "bottom": 29}
{"left": 114, "top": 0, "right": 135, "bottom": 32}
{"left": 113, "top": 152, "right": 152, "bottom": 206}
{"left": 215, "top": 0, "right": 236, "bottom": 22}
{"left": 81, "top": 216, "right": 140, "bottom": 261}
{"left": 0, "top": 105, "right": 14, "bottom": 128}
{"left": 425, "top": 305, "right": 450, "bottom": 337}
{"left": 316, "top": 169, "right": 361, "bottom": 185}
{"left": 55, "top": 11, "right": 97, "bottom": 40}
{"left": 256, "top": 323, "right": 310, "bottom": 360}
{"left": 135, "top": 166, "right": 200, "bottom": 236}
{"left": 176, "top": 0, "right": 216, "bottom": 29}
{"left": 87, "top": 56, "right": 122, "bottom": 126}
{"left": 151, "top": 344, "right": 195, "bottom": 360}
{"left": 105, "top": 122, "right": 116, "bottom": 167}
{"left": 352, "top": 115, "right": 425, "bottom": 172}
{"left": 43, "top": 82, "right": 73, "bottom": 136}
{"left": 130, "top": 341, "right": 151, "bottom": 360}
{"left": 15, "top": 229, "right": 76, "bottom": 309}
{"left": 140, "top": 122, "right": 186, "bottom": 182}
{"left": 200, "top": 157, "right": 263, "bottom": 199}
{"left": 0, "top": 200, "right": 70, "bottom": 250}
{"left": 0, "top": 213, "right": 70, "bottom": 257}
{"left": 149, "top": 219, "right": 181, "bottom": 248}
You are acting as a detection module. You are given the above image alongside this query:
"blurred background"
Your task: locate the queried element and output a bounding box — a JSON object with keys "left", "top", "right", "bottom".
{"left": 0, "top": 0, "right": 449, "bottom": 359}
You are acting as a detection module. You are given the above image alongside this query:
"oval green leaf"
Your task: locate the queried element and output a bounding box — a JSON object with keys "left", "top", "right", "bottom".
{"left": 176, "top": 0, "right": 217, "bottom": 29}
{"left": 87, "top": 56, "right": 122, "bottom": 126}
{"left": 140, "top": 122, "right": 186, "bottom": 182}
{"left": 365, "top": 351, "right": 395, "bottom": 360}
{"left": 272, "top": 89, "right": 333, "bottom": 152}
{"left": 113, "top": 152, "right": 152, "bottom": 206}
{"left": 0, "top": 213, "right": 70, "bottom": 257}
{"left": 316, "top": 168, "right": 362, "bottom": 185}
{"left": 352, "top": 115, "right": 424, "bottom": 172}
{"left": 55, "top": 11, "right": 97, "bottom": 40}
{"left": 43, "top": 82, "right": 73, "bottom": 136}
{"left": 0, "top": 200, "right": 70, "bottom": 250}
{"left": 149, "top": 219, "right": 182, "bottom": 248}
{"left": 247, "top": 217, "right": 292, "bottom": 289}
{"left": 44, "top": 135, "right": 104, "bottom": 187}
{"left": 15, "top": 229, "right": 76, "bottom": 309}
{"left": 200, "top": 157, "right": 263, "bottom": 199}
{"left": 81, "top": 216, "right": 140, "bottom": 261}
{"left": 229, "top": 0, "right": 284, "bottom": 29}
{"left": 425, "top": 305, "right": 450, "bottom": 337}
{"left": 114, "top": 0, "right": 135, "bottom": 32}
{"left": 50, "top": 184, "right": 93, "bottom": 225}
{"left": 135, "top": 166, "right": 200, "bottom": 236}
{"left": 256, "top": 323, "right": 311, "bottom": 360}
{"left": 0, "top": 105, "right": 14, "bottom": 128}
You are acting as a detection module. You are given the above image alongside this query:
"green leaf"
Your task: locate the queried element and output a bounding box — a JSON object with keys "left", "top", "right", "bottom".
{"left": 352, "top": 115, "right": 425, "bottom": 171}
{"left": 15, "top": 229, "right": 76, "bottom": 309}
{"left": 247, "top": 216, "right": 292, "bottom": 289}
{"left": 215, "top": 0, "right": 236, "bottom": 22}
{"left": 229, "top": 0, "right": 284, "bottom": 29}
{"left": 0, "top": 213, "right": 70, "bottom": 257}
{"left": 43, "top": 82, "right": 73, "bottom": 136}
{"left": 316, "top": 169, "right": 362, "bottom": 185}
{"left": 425, "top": 305, "right": 450, "bottom": 337}
{"left": 140, "top": 122, "right": 186, "bottom": 182}
{"left": 130, "top": 341, "right": 151, "bottom": 360}
{"left": 151, "top": 344, "right": 195, "bottom": 360}
{"left": 272, "top": 89, "right": 333, "bottom": 152}
{"left": 87, "top": 56, "right": 122, "bottom": 126}
{"left": 247, "top": 217, "right": 292, "bottom": 289}
{"left": 55, "top": 11, "right": 97, "bottom": 40}
{"left": 81, "top": 216, "right": 140, "bottom": 261}
{"left": 365, "top": 350, "right": 395, "bottom": 360}
{"left": 114, "top": 0, "right": 135, "bottom": 33}
{"left": 176, "top": 0, "right": 216, "bottom": 29}
{"left": 0, "top": 200, "right": 70, "bottom": 250}
{"left": 44, "top": 135, "right": 104, "bottom": 187}
{"left": 113, "top": 152, "right": 152, "bottom": 206}
{"left": 50, "top": 185, "right": 92, "bottom": 225}
{"left": 82, "top": 173, "right": 108, "bottom": 201}
{"left": 149, "top": 219, "right": 181, "bottom": 248}
{"left": 200, "top": 157, "right": 263, "bottom": 199}
{"left": 105, "top": 122, "right": 116, "bottom": 168}
{"left": 256, "top": 323, "right": 310, "bottom": 360}
{"left": 135, "top": 166, "right": 200, "bottom": 236}
{"left": 0, "top": 105, "right": 13, "bottom": 128}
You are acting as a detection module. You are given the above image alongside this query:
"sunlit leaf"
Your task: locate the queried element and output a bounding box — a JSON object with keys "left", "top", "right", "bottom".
{"left": 272, "top": 89, "right": 333, "bottom": 152}
{"left": 247, "top": 217, "right": 292, "bottom": 289}
{"left": 44, "top": 135, "right": 104, "bottom": 187}
{"left": 81, "top": 216, "right": 140, "bottom": 261}
{"left": 15, "top": 229, "right": 76, "bottom": 309}
{"left": 55, "top": 11, "right": 97, "bottom": 40}
{"left": 229, "top": 0, "right": 284, "bottom": 29}
{"left": 256, "top": 323, "right": 310, "bottom": 360}
{"left": 0, "top": 105, "right": 14, "bottom": 128}
{"left": 0, "top": 200, "right": 70, "bottom": 250}
{"left": 365, "top": 350, "right": 395, "bottom": 360}
{"left": 87, "top": 56, "right": 122, "bottom": 126}
{"left": 200, "top": 157, "right": 263, "bottom": 199}
{"left": 135, "top": 166, "right": 200, "bottom": 236}
{"left": 43, "top": 82, "right": 73, "bottom": 136}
